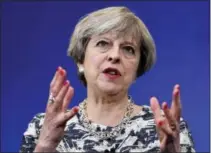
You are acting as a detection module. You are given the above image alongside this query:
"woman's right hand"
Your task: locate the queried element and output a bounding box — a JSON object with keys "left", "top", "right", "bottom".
{"left": 34, "top": 66, "right": 79, "bottom": 152}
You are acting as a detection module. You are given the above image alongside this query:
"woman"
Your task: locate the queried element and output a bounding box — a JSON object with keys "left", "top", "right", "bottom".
{"left": 19, "top": 6, "right": 195, "bottom": 152}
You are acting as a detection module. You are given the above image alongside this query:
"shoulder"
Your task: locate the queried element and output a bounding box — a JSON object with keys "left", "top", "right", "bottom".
{"left": 129, "top": 105, "right": 156, "bottom": 131}
{"left": 19, "top": 113, "right": 46, "bottom": 152}
{"left": 132, "top": 104, "right": 154, "bottom": 120}
{"left": 131, "top": 104, "right": 192, "bottom": 127}
{"left": 29, "top": 113, "right": 45, "bottom": 125}
{"left": 23, "top": 113, "right": 45, "bottom": 137}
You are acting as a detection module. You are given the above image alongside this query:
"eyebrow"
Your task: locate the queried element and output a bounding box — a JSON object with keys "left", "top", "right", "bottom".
{"left": 93, "top": 36, "right": 110, "bottom": 42}
{"left": 121, "top": 41, "right": 137, "bottom": 48}
{"left": 92, "top": 36, "right": 138, "bottom": 48}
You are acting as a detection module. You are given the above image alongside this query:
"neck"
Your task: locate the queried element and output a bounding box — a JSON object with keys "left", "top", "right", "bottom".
{"left": 85, "top": 86, "right": 129, "bottom": 127}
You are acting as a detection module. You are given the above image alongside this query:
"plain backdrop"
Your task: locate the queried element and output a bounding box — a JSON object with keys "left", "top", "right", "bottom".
{"left": 1, "top": 1, "right": 210, "bottom": 152}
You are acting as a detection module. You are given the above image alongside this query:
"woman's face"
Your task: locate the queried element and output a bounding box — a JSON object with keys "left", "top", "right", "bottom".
{"left": 81, "top": 32, "right": 140, "bottom": 95}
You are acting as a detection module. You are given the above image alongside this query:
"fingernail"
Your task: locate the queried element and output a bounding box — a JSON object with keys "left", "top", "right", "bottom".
{"left": 164, "top": 103, "right": 168, "bottom": 110}
{"left": 64, "top": 80, "right": 69, "bottom": 86}
{"left": 57, "top": 66, "right": 62, "bottom": 71}
{"left": 175, "top": 90, "right": 179, "bottom": 96}
{"left": 73, "top": 107, "right": 79, "bottom": 113}
{"left": 59, "top": 69, "right": 64, "bottom": 75}
{"left": 176, "top": 84, "right": 180, "bottom": 89}
{"left": 158, "top": 120, "right": 163, "bottom": 127}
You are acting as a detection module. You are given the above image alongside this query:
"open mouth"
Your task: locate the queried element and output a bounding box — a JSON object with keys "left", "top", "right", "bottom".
{"left": 103, "top": 68, "right": 121, "bottom": 76}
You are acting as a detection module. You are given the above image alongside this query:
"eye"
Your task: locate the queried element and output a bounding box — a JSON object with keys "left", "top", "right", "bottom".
{"left": 123, "top": 46, "right": 135, "bottom": 55}
{"left": 96, "top": 40, "right": 109, "bottom": 47}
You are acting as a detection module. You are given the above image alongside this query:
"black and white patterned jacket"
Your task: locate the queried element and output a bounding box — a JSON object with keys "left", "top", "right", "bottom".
{"left": 19, "top": 105, "right": 195, "bottom": 152}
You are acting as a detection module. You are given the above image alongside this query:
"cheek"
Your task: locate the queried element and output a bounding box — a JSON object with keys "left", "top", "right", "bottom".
{"left": 125, "top": 61, "right": 139, "bottom": 80}
{"left": 85, "top": 53, "right": 105, "bottom": 72}
{"left": 91, "top": 55, "right": 101, "bottom": 66}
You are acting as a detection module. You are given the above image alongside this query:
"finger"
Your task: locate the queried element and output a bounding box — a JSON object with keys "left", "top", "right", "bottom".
{"left": 160, "top": 135, "right": 168, "bottom": 152}
{"left": 162, "top": 102, "right": 177, "bottom": 127}
{"left": 62, "top": 106, "right": 79, "bottom": 123}
{"left": 53, "top": 80, "right": 70, "bottom": 109}
{"left": 50, "top": 67, "right": 66, "bottom": 97}
{"left": 150, "top": 97, "right": 162, "bottom": 122}
{"left": 62, "top": 86, "right": 74, "bottom": 112}
{"left": 157, "top": 119, "right": 173, "bottom": 136}
{"left": 56, "top": 106, "right": 79, "bottom": 126}
{"left": 171, "top": 84, "right": 181, "bottom": 121}
{"left": 172, "top": 84, "right": 180, "bottom": 105}
{"left": 50, "top": 66, "right": 62, "bottom": 88}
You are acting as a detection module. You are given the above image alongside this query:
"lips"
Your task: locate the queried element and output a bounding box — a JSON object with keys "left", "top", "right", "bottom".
{"left": 103, "top": 67, "right": 121, "bottom": 76}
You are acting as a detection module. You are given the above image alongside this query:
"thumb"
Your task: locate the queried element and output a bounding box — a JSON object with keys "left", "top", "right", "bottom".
{"left": 58, "top": 106, "right": 79, "bottom": 125}
{"left": 64, "top": 106, "right": 79, "bottom": 122}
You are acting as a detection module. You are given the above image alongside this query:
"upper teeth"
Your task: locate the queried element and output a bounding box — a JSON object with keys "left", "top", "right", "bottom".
{"left": 108, "top": 71, "right": 116, "bottom": 75}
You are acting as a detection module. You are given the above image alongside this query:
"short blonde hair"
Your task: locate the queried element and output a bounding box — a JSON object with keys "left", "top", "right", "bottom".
{"left": 67, "top": 6, "right": 156, "bottom": 86}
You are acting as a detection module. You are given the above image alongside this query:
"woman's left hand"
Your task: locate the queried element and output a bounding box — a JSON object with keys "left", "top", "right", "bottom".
{"left": 150, "top": 84, "right": 181, "bottom": 153}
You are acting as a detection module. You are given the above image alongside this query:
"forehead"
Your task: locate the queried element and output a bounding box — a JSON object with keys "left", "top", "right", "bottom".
{"left": 91, "top": 31, "right": 140, "bottom": 46}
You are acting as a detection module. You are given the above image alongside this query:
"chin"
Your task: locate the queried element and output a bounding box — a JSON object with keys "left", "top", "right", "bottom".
{"left": 97, "top": 81, "right": 122, "bottom": 95}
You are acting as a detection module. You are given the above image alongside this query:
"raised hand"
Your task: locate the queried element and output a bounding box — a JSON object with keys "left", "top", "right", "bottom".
{"left": 34, "top": 66, "right": 79, "bottom": 152}
{"left": 150, "top": 84, "right": 181, "bottom": 152}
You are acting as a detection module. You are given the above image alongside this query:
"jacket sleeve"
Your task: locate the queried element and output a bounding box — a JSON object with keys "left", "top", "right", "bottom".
{"left": 179, "top": 118, "right": 195, "bottom": 152}
{"left": 19, "top": 113, "right": 45, "bottom": 153}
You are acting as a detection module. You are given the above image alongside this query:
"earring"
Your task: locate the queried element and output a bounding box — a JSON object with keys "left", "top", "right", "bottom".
{"left": 79, "top": 66, "right": 84, "bottom": 73}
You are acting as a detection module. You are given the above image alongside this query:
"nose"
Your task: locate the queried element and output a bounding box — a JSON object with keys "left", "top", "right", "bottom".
{"left": 107, "top": 47, "right": 120, "bottom": 64}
